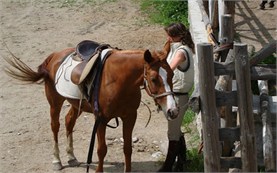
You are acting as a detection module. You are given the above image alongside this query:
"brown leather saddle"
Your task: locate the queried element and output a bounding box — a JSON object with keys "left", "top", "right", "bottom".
{"left": 71, "top": 40, "right": 111, "bottom": 85}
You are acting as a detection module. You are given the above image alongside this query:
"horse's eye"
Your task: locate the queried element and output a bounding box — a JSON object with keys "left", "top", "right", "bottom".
{"left": 150, "top": 77, "right": 158, "bottom": 83}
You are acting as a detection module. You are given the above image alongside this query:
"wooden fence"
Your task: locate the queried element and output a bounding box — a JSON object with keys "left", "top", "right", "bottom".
{"left": 189, "top": 0, "right": 276, "bottom": 172}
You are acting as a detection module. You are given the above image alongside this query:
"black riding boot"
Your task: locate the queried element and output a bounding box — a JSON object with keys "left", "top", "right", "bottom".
{"left": 174, "top": 135, "right": 187, "bottom": 172}
{"left": 158, "top": 140, "right": 179, "bottom": 172}
{"left": 269, "top": 1, "right": 275, "bottom": 7}
{"left": 259, "top": 1, "right": 267, "bottom": 9}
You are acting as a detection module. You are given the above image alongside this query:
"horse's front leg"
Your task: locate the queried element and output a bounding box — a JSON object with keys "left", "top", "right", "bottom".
{"left": 96, "top": 122, "right": 107, "bottom": 173}
{"left": 65, "top": 106, "right": 81, "bottom": 167}
{"left": 122, "top": 112, "right": 137, "bottom": 172}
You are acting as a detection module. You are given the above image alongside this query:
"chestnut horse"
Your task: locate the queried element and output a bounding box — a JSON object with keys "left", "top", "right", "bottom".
{"left": 4, "top": 41, "right": 179, "bottom": 172}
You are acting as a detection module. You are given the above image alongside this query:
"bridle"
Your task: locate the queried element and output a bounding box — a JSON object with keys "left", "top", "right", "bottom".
{"left": 143, "top": 63, "right": 174, "bottom": 102}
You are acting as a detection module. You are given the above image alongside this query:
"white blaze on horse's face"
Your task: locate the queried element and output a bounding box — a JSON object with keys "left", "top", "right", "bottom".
{"left": 159, "top": 67, "right": 179, "bottom": 120}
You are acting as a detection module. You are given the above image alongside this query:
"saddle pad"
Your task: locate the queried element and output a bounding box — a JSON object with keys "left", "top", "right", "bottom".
{"left": 55, "top": 53, "right": 82, "bottom": 99}
{"left": 55, "top": 49, "right": 112, "bottom": 99}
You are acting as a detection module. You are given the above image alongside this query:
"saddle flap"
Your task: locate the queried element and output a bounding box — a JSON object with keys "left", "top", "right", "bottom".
{"left": 71, "top": 53, "right": 100, "bottom": 85}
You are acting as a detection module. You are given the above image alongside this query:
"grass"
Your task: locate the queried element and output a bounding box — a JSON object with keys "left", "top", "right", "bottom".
{"left": 140, "top": 0, "right": 189, "bottom": 27}
{"left": 185, "top": 148, "right": 204, "bottom": 172}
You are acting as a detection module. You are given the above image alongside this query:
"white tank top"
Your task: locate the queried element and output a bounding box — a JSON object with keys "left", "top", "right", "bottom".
{"left": 167, "top": 42, "right": 194, "bottom": 93}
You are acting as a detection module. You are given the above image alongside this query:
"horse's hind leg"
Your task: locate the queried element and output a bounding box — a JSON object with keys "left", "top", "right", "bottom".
{"left": 45, "top": 81, "right": 65, "bottom": 170}
{"left": 65, "top": 106, "right": 81, "bottom": 167}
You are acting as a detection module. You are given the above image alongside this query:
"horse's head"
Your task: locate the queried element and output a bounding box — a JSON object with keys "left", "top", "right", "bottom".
{"left": 143, "top": 43, "right": 179, "bottom": 120}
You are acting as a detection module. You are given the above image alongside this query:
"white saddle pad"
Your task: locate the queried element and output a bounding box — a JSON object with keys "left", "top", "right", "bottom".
{"left": 55, "top": 49, "right": 112, "bottom": 99}
{"left": 55, "top": 53, "right": 82, "bottom": 99}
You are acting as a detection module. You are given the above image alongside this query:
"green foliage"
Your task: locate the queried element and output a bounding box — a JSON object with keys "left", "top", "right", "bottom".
{"left": 183, "top": 86, "right": 196, "bottom": 127}
{"left": 183, "top": 108, "right": 195, "bottom": 125}
{"left": 185, "top": 148, "right": 204, "bottom": 172}
{"left": 260, "top": 54, "right": 276, "bottom": 65}
{"left": 140, "top": 0, "right": 189, "bottom": 26}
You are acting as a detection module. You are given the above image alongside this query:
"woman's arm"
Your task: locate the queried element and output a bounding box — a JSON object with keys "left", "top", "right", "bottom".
{"left": 169, "top": 50, "right": 186, "bottom": 70}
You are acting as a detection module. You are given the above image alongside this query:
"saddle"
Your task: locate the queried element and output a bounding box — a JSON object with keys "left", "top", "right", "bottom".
{"left": 71, "top": 40, "right": 111, "bottom": 85}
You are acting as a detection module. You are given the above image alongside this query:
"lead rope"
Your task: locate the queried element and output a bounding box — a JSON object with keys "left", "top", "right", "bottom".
{"left": 140, "top": 100, "right": 152, "bottom": 128}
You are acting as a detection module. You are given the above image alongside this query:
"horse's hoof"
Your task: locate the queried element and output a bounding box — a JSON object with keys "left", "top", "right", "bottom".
{"left": 68, "top": 159, "right": 80, "bottom": 167}
{"left": 53, "top": 162, "right": 63, "bottom": 171}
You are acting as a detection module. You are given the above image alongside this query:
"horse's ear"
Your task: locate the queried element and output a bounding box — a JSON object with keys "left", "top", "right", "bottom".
{"left": 158, "top": 40, "right": 170, "bottom": 61}
{"left": 144, "top": 50, "right": 154, "bottom": 63}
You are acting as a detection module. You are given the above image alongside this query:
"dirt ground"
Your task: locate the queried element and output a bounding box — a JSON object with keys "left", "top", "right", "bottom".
{"left": 0, "top": 0, "right": 276, "bottom": 173}
{"left": 234, "top": 1, "right": 276, "bottom": 51}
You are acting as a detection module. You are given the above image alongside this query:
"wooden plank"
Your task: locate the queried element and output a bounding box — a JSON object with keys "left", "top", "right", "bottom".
{"left": 220, "top": 157, "right": 242, "bottom": 169}
{"left": 234, "top": 43, "right": 258, "bottom": 172}
{"left": 215, "top": 90, "right": 237, "bottom": 106}
{"left": 250, "top": 40, "right": 276, "bottom": 66}
{"left": 251, "top": 65, "right": 276, "bottom": 80}
{"left": 219, "top": 127, "right": 240, "bottom": 141}
{"left": 198, "top": 43, "right": 221, "bottom": 172}
{"left": 214, "top": 62, "right": 276, "bottom": 80}
{"left": 214, "top": 61, "right": 234, "bottom": 76}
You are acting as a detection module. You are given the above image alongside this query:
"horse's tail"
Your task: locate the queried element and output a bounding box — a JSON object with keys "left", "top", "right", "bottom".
{"left": 4, "top": 53, "right": 51, "bottom": 84}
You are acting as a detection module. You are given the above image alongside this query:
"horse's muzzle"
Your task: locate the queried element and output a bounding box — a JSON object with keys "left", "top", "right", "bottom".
{"left": 166, "top": 107, "right": 179, "bottom": 121}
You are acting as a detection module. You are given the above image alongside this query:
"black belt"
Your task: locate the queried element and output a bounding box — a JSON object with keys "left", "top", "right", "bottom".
{"left": 174, "top": 92, "right": 188, "bottom": 96}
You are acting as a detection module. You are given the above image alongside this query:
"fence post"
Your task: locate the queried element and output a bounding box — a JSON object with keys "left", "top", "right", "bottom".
{"left": 234, "top": 43, "right": 258, "bottom": 172}
{"left": 216, "top": 14, "right": 235, "bottom": 158}
{"left": 258, "top": 80, "right": 275, "bottom": 171}
{"left": 219, "top": 14, "right": 234, "bottom": 61}
{"left": 218, "top": 0, "right": 235, "bottom": 40}
{"left": 198, "top": 43, "right": 221, "bottom": 172}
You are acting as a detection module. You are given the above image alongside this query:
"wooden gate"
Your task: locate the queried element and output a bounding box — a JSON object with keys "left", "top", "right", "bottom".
{"left": 188, "top": 0, "right": 276, "bottom": 172}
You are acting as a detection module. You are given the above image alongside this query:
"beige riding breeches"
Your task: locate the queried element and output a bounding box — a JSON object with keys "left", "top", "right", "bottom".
{"left": 167, "top": 94, "right": 189, "bottom": 141}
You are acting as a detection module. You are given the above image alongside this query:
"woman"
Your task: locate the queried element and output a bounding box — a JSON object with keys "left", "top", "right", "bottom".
{"left": 159, "top": 22, "right": 195, "bottom": 172}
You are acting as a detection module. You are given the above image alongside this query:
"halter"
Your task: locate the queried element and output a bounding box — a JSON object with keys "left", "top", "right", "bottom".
{"left": 143, "top": 64, "right": 174, "bottom": 100}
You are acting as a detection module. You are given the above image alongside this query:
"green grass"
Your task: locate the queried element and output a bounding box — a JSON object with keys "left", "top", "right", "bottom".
{"left": 183, "top": 86, "right": 196, "bottom": 126}
{"left": 185, "top": 148, "right": 204, "bottom": 172}
{"left": 140, "top": 0, "right": 189, "bottom": 26}
{"left": 260, "top": 54, "right": 276, "bottom": 65}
